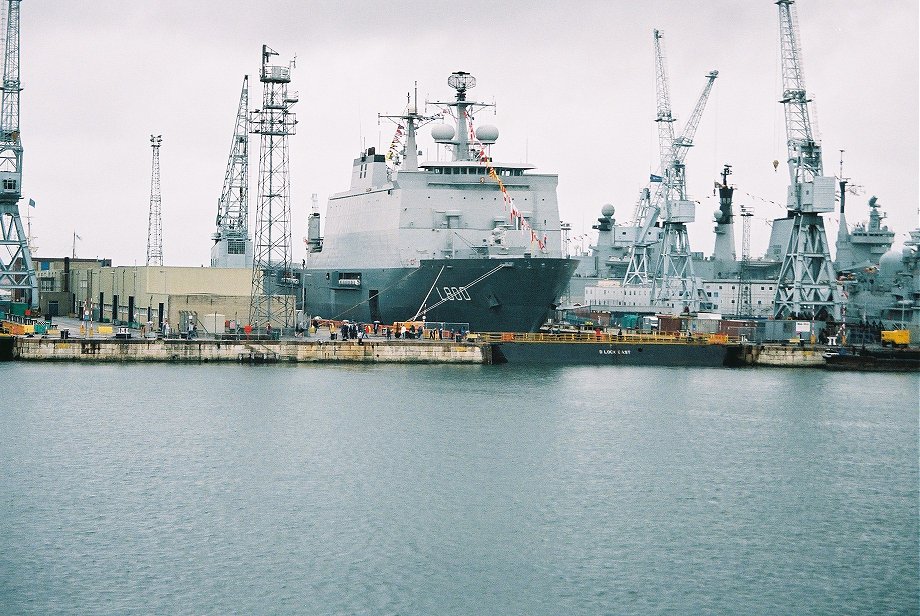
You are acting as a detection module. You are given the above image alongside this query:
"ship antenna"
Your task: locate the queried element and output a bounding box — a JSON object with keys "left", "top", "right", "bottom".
{"left": 379, "top": 80, "right": 440, "bottom": 171}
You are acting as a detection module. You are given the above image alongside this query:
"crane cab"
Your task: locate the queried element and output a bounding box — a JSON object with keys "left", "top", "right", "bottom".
{"left": 0, "top": 171, "right": 21, "bottom": 197}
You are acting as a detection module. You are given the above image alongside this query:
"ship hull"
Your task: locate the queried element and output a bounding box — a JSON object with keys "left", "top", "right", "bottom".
{"left": 492, "top": 340, "right": 739, "bottom": 367}
{"left": 300, "top": 257, "right": 578, "bottom": 333}
{"left": 823, "top": 348, "right": 920, "bottom": 372}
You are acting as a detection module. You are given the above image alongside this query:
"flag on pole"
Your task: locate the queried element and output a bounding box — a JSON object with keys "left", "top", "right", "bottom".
{"left": 28, "top": 198, "right": 35, "bottom": 207}
{"left": 650, "top": 174, "right": 663, "bottom": 183}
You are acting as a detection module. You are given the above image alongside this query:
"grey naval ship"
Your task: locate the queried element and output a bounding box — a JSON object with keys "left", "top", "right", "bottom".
{"left": 299, "top": 72, "right": 577, "bottom": 332}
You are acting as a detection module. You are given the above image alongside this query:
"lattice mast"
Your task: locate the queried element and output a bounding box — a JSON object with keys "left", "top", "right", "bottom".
{"left": 249, "top": 45, "right": 298, "bottom": 330}
{"left": 772, "top": 0, "right": 839, "bottom": 320}
{"left": 0, "top": 0, "right": 36, "bottom": 307}
{"left": 211, "top": 75, "right": 252, "bottom": 268}
{"left": 738, "top": 202, "right": 754, "bottom": 316}
{"left": 146, "top": 135, "right": 163, "bottom": 266}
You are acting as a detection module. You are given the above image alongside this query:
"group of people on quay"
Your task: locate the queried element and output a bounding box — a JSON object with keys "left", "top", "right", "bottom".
{"left": 316, "top": 317, "right": 469, "bottom": 344}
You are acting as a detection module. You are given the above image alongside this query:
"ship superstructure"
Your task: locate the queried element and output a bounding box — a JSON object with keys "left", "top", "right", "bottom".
{"left": 299, "top": 71, "right": 576, "bottom": 332}
{"left": 835, "top": 193, "right": 894, "bottom": 272}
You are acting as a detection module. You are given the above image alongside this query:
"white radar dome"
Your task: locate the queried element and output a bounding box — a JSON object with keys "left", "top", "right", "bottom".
{"left": 713, "top": 209, "right": 723, "bottom": 220}
{"left": 879, "top": 247, "right": 904, "bottom": 280}
{"left": 476, "top": 124, "right": 499, "bottom": 143}
{"left": 431, "top": 124, "right": 455, "bottom": 141}
{"left": 601, "top": 203, "right": 615, "bottom": 217}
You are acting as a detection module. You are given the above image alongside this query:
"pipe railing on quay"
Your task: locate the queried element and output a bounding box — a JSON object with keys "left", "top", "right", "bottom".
{"left": 477, "top": 331, "right": 741, "bottom": 345}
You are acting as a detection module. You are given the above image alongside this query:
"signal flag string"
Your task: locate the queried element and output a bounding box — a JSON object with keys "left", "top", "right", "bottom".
{"left": 385, "top": 123, "right": 405, "bottom": 166}
{"left": 464, "top": 114, "right": 547, "bottom": 251}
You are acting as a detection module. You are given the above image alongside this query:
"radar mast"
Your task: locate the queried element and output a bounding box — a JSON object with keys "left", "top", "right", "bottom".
{"left": 429, "top": 71, "right": 495, "bottom": 162}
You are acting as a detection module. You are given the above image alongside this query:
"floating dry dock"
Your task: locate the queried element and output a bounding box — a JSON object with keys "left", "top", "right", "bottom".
{"left": 11, "top": 337, "right": 491, "bottom": 364}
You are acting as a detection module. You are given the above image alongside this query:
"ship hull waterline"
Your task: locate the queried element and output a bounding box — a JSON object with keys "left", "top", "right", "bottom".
{"left": 300, "top": 257, "right": 578, "bottom": 333}
{"left": 491, "top": 340, "right": 742, "bottom": 367}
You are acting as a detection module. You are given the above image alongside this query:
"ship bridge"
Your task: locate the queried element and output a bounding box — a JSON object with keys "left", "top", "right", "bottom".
{"left": 418, "top": 161, "right": 535, "bottom": 177}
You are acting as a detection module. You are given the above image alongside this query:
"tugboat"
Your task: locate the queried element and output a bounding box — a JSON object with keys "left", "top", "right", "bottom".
{"left": 299, "top": 72, "right": 577, "bottom": 332}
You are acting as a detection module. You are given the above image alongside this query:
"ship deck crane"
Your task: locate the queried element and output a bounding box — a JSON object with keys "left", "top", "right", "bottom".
{"left": 0, "top": 0, "right": 37, "bottom": 308}
{"left": 772, "top": 0, "right": 839, "bottom": 320}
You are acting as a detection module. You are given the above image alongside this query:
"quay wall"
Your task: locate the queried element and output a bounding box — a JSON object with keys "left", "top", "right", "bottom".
{"left": 741, "top": 343, "right": 827, "bottom": 367}
{"left": 12, "top": 337, "right": 491, "bottom": 365}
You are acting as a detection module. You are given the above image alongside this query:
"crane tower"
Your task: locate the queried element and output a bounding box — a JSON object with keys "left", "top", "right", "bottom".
{"left": 146, "top": 135, "right": 164, "bottom": 266}
{"left": 0, "top": 0, "right": 37, "bottom": 308}
{"left": 650, "top": 66, "right": 718, "bottom": 312}
{"left": 212, "top": 76, "right": 252, "bottom": 268}
{"left": 627, "top": 29, "right": 717, "bottom": 312}
{"left": 623, "top": 29, "right": 717, "bottom": 309}
{"left": 772, "top": 0, "right": 839, "bottom": 320}
{"left": 249, "top": 45, "right": 298, "bottom": 331}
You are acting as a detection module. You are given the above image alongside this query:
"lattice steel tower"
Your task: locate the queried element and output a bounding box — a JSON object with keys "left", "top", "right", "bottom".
{"left": 738, "top": 203, "right": 754, "bottom": 316}
{"left": 211, "top": 75, "right": 252, "bottom": 268}
{"left": 249, "top": 45, "right": 298, "bottom": 330}
{"left": 0, "top": 0, "right": 37, "bottom": 308}
{"left": 772, "top": 0, "right": 839, "bottom": 320}
{"left": 146, "top": 135, "right": 163, "bottom": 266}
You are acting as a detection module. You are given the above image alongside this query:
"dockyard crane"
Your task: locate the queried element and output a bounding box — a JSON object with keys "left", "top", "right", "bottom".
{"left": 772, "top": 0, "right": 839, "bottom": 320}
{"left": 623, "top": 29, "right": 672, "bottom": 286}
{"left": 649, "top": 64, "right": 718, "bottom": 312}
{"left": 211, "top": 76, "right": 252, "bottom": 268}
{"left": 0, "top": 0, "right": 37, "bottom": 308}
{"left": 623, "top": 28, "right": 718, "bottom": 314}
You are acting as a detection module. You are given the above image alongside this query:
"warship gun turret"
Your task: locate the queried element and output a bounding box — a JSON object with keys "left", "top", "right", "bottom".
{"left": 298, "top": 72, "right": 577, "bottom": 332}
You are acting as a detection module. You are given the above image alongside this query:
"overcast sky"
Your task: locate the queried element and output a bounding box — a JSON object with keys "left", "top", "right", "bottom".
{"left": 20, "top": 0, "right": 919, "bottom": 265}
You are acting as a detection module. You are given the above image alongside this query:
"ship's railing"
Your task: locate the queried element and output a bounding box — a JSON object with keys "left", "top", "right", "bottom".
{"left": 478, "top": 331, "right": 739, "bottom": 345}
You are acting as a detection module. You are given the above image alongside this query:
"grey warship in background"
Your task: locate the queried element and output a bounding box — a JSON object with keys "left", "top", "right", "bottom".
{"left": 298, "top": 72, "right": 577, "bottom": 332}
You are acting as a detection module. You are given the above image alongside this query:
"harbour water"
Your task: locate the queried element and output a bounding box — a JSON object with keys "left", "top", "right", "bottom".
{"left": 1, "top": 363, "right": 917, "bottom": 614}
